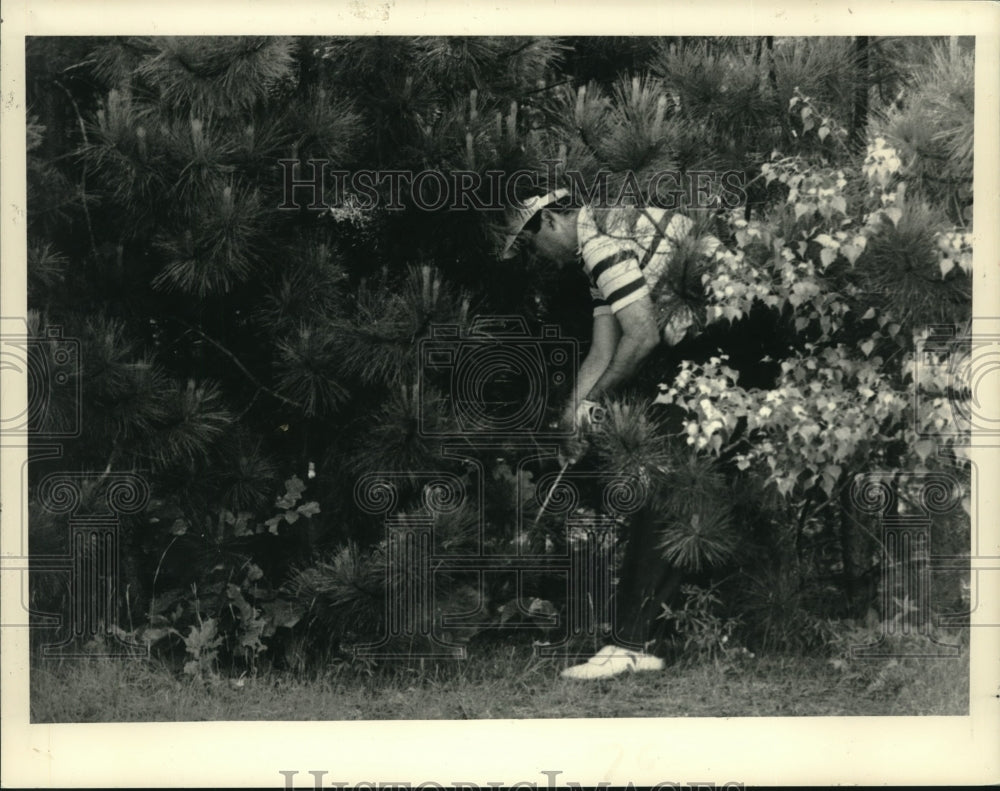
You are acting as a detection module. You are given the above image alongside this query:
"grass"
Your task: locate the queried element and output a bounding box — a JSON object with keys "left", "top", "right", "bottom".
{"left": 29, "top": 641, "right": 969, "bottom": 723}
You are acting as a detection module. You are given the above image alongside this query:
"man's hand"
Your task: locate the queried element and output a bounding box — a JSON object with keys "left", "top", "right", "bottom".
{"left": 558, "top": 399, "right": 605, "bottom": 467}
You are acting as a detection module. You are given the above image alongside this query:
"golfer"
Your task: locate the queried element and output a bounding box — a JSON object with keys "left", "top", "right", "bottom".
{"left": 501, "top": 188, "right": 715, "bottom": 458}
{"left": 500, "top": 188, "right": 719, "bottom": 679}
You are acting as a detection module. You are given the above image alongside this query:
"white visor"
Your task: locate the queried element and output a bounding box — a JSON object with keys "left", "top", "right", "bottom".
{"left": 498, "top": 188, "right": 570, "bottom": 259}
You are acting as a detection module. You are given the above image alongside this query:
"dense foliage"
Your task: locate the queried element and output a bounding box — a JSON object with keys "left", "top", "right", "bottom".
{"left": 25, "top": 36, "right": 973, "bottom": 674}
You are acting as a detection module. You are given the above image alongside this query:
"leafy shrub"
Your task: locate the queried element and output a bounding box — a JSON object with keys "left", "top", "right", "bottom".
{"left": 735, "top": 568, "right": 840, "bottom": 655}
{"left": 657, "top": 583, "right": 750, "bottom": 665}
{"left": 127, "top": 476, "right": 318, "bottom": 677}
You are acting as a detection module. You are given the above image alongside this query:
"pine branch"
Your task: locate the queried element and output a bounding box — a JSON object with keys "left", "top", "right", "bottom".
{"left": 519, "top": 77, "right": 575, "bottom": 99}
{"left": 53, "top": 79, "right": 99, "bottom": 262}
{"left": 499, "top": 40, "right": 537, "bottom": 62}
{"left": 169, "top": 316, "right": 304, "bottom": 410}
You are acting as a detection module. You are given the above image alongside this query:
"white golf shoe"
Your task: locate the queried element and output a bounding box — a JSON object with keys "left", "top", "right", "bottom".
{"left": 560, "top": 645, "right": 665, "bottom": 680}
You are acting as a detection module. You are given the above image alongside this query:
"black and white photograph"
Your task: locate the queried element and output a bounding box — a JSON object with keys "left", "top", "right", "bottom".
{"left": 2, "top": 1, "right": 998, "bottom": 787}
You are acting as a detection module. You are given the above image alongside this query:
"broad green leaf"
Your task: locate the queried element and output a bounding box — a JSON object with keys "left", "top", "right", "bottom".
{"left": 914, "top": 439, "right": 935, "bottom": 461}
{"left": 276, "top": 475, "right": 307, "bottom": 509}
{"left": 528, "top": 598, "right": 558, "bottom": 619}
{"left": 296, "top": 501, "right": 321, "bottom": 518}
{"left": 841, "top": 243, "right": 861, "bottom": 265}
{"left": 184, "top": 617, "right": 220, "bottom": 652}
{"left": 818, "top": 126, "right": 830, "bottom": 141}
{"left": 140, "top": 626, "right": 175, "bottom": 645}
{"left": 233, "top": 514, "right": 252, "bottom": 537}
{"left": 263, "top": 599, "right": 304, "bottom": 630}
{"left": 285, "top": 475, "right": 306, "bottom": 497}
{"left": 260, "top": 600, "right": 302, "bottom": 637}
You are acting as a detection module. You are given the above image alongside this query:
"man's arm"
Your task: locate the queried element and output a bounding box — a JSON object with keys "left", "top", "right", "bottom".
{"left": 563, "top": 312, "right": 620, "bottom": 424}
{"left": 557, "top": 313, "right": 619, "bottom": 464}
{"left": 583, "top": 294, "right": 659, "bottom": 401}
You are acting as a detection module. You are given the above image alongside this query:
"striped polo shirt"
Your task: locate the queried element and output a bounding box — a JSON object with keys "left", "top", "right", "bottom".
{"left": 577, "top": 205, "right": 699, "bottom": 317}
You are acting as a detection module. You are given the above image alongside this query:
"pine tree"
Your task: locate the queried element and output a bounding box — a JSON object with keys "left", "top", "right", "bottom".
{"left": 26, "top": 36, "right": 971, "bottom": 668}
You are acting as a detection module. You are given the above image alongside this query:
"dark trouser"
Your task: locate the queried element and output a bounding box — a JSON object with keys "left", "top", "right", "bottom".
{"left": 613, "top": 505, "right": 684, "bottom": 653}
